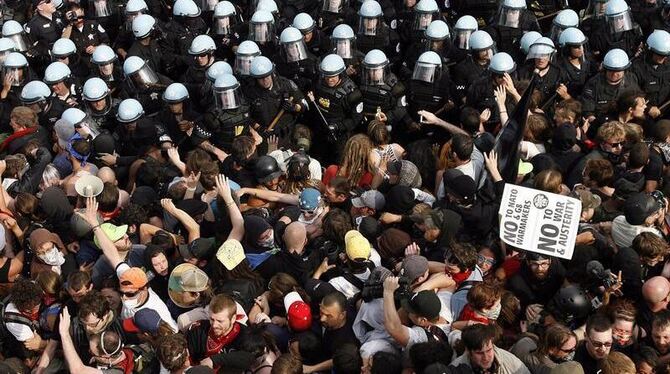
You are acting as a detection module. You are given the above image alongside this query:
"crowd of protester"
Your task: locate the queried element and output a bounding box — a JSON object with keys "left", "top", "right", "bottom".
{"left": 2, "top": 0, "right": 670, "bottom": 373}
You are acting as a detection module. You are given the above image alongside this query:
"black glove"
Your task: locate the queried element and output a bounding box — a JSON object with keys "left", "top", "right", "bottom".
{"left": 281, "top": 100, "right": 295, "bottom": 112}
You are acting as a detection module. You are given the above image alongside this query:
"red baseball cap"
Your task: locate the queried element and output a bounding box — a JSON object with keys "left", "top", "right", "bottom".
{"left": 287, "top": 301, "right": 312, "bottom": 332}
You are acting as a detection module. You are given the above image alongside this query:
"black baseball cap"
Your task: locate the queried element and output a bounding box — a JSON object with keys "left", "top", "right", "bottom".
{"left": 442, "top": 169, "right": 476, "bottom": 203}
{"left": 402, "top": 290, "right": 441, "bottom": 320}
{"left": 623, "top": 192, "right": 661, "bottom": 226}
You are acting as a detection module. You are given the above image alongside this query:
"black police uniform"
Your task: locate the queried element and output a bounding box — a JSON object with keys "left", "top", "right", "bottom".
{"left": 312, "top": 75, "right": 362, "bottom": 163}
{"left": 119, "top": 73, "right": 173, "bottom": 117}
{"left": 358, "top": 72, "right": 408, "bottom": 131}
{"left": 83, "top": 98, "right": 120, "bottom": 132}
{"left": 201, "top": 104, "right": 253, "bottom": 153}
{"left": 89, "top": 65, "right": 125, "bottom": 98}
{"left": 451, "top": 0, "right": 499, "bottom": 27}
{"left": 590, "top": 27, "right": 643, "bottom": 60}
{"left": 52, "top": 80, "right": 84, "bottom": 110}
{"left": 243, "top": 76, "right": 306, "bottom": 138}
{"left": 275, "top": 52, "right": 318, "bottom": 93}
{"left": 158, "top": 102, "right": 203, "bottom": 154}
{"left": 25, "top": 12, "right": 65, "bottom": 47}
{"left": 453, "top": 56, "right": 489, "bottom": 103}
{"left": 407, "top": 67, "right": 453, "bottom": 121}
{"left": 127, "top": 39, "right": 176, "bottom": 78}
{"left": 518, "top": 63, "right": 562, "bottom": 107}
{"left": 356, "top": 23, "right": 400, "bottom": 56}
{"left": 210, "top": 25, "right": 245, "bottom": 63}
{"left": 581, "top": 72, "right": 641, "bottom": 120}
{"left": 631, "top": 54, "right": 670, "bottom": 109}
{"left": 68, "top": 20, "right": 110, "bottom": 67}
{"left": 466, "top": 74, "right": 515, "bottom": 126}
{"left": 556, "top": 54, "right": 599, "bottom": 99}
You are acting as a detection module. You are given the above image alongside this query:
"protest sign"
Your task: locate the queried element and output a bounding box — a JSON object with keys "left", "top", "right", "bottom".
{"left": 498, "top": 183, "right": 581, "bottom": 260}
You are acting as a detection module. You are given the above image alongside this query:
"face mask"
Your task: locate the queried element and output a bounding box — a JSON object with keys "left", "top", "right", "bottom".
{"left": 258, "top": 232, "right": 275, "bottom": 248}
{"left": 354, "top": 215, "right": 364, "bottom": 228}
{"left": 549, "top": 351, "right": 574, "bottom": 364}
{"left": 481, "top": 302, "right": 502, "bottom": 320}
{"left": 613, "top": 334, "right": 632, "bottom": 348}
{"left": 38, "top": 245, "right": 65, "bottom": 266}
{"left": 123, "top": 297, "right": 140, "bottom": 309}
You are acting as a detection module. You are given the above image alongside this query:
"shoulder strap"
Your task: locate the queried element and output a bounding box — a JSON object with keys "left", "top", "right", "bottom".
{"left": 423, "top": 324, "right": 449, "bottom": 343}
{"left": 341, "top": 272, "right": 365, "bottom": 292}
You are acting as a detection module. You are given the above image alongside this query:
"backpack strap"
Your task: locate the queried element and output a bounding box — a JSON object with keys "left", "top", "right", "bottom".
{"left": 341, "top": 272, "right": 365, "bottom": 292}
{"left": 423, "top": 324, "right": 449, "bottom": 343}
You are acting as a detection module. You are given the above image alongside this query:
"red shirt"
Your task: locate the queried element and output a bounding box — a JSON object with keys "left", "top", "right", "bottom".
{"left": 323, "top": 165, "right": 373, "bottom": 188}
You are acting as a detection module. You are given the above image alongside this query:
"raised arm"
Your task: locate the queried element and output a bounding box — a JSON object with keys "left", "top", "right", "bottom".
{"left": 59, "top": 307, "right": 103, "bottom": 374}
{"left": 78, "top": 197, "right": 122, "bottom": 269}
{"left": 383, "top": 276, "right": 410, "bottom": 347}
{"left": 161, "top": 199, "right": 200, "bottom": 243}
{"left": 237, "top": 187, "right": 300, "bottom": 205}
{"left": 216, "top": 174, "right": 244, "bottom": 242}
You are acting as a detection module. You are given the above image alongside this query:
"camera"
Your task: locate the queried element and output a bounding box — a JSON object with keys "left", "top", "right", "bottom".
{"left": 66, "top": 11, "right": 80, "bottom": 23}
{"left": 651, "top": 190, "right": 667, "bottom": 210}
{"left": 323, "top": 240, "right": 342, "bottom": 266}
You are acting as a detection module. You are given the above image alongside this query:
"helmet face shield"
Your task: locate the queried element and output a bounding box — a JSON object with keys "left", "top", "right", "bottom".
{"left": 414, "top": 12, "right": 435, "bottom": 30}
{"left": 201, "top": 0, "right": 219, "bottom": 11}
{"left": 90, "top": 0, "right": 112, "bottom": 17}
{"left": 3, "top": 66, "right": 24, "bottom": 86}
{"left": 214, "top": 86, "right": 241, "bottom": 109}
{"left": 499, "top": 7, "right": 521, "bottom": 28}
{"left": 87, "top": 96, "right": 112, "bottom": 116}
{"left": 549, "top": 24, "right": 564, "bottom": 42}
{"left": 323, "top": 0, "right": 344, "bottom": 13}
{"left": 607, "top": 11, "right": 633, "bottom": 33}
{"left": 454, "top": 30, "right": 472, "bottom": 49}
{"left": 0, "top": 50, "right": 10, "bottom": 65}
{"left": 8, "top": 34, "right": 28, "bottom": 52}
{"left": 334, "top": 39, "right": 354, "bottom": 58}
{"left": 282, "top": 40, "right": 307, "bottom": 62}
{"left": 250, "top": 22, "right": 274, "bottom": 43}
{"left": 235, "top": 54, "right": 256, "bottom": 75}
{"left": 362, "top": 65, "right": 387, "bottom": 85}
{"left": 128, "top": 64, "right": 158, "bottom": 88}
{"left": 213, "top": 16, "right": 234, "bottom": 35}
{"left": 412, "top": 62, "right": 440, "bottom": 83}
{"left": 359, "top": 17, "right": 379, "bottom": 36}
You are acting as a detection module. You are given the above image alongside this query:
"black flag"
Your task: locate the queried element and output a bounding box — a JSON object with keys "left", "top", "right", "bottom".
{"left": 493, "top": 75, "right": 537, "bottom": 183}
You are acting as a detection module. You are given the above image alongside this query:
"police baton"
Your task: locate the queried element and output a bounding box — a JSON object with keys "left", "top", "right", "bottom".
{"left": 268, "top": 96, "right": 294, "bottom": 132}
{"left": 307, "top": 92, "right": 339, "bottom": 143}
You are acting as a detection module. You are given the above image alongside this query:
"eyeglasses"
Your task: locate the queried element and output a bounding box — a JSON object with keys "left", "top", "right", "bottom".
{"left": 588, "top": 336, "right": 612, "bottom": 348}
{"left": 82, "top": 317, "right": 103, "bottom": 328}
{"left": 559, "top": 346, "right": 576, "bottom": 354}
{"left": 605, "top": 141, "right": 624, "bottom": 148}
{"left": 301, "top": 209, "right": 315, "bottom": 215}
{"left": 529, "top": 261, "right": 551, "bottom": 269}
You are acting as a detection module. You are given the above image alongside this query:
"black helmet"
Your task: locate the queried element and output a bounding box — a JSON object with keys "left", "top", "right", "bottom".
{"left": 287, "top": 152, "right": 311, "bottom": 181}
{"left": 547, "top": 285, "right": 591, "bottom": 326}
{"left": 254, "top": 155, "right": 283, "bottom": 184}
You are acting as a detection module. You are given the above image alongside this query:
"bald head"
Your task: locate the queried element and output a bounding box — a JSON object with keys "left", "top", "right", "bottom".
{"left": 97, "top": 167, "right": 117, "bottom": 185}
{"left": 283, "top": 222, "right": 307, "bottom": 254}
{"left": 643, "top": 276, "right": 670, "bottom": 306}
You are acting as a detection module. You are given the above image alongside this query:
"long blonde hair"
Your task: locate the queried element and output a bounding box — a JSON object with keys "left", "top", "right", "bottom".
{"left": 338, "top": 134, "right": 373, "bottom": 187}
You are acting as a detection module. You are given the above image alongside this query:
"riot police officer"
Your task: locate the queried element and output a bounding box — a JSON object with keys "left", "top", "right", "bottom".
{"left": 407, "top": 51, "right": 453, "bottom": 140}
{"left": 518, "top": 30, "right": 541, "bottom": 62}
{"left": 90, "top": 45, "right": 124, "bottom": 97}
{"left": 317, "top": 0, "right": 356, "bottom": 33}
{"left": 356, "top": 0, "right": 400, "bottom": 56}
{"left": 249, "top": 10, "right": 278, "bottom": 57}
{"left": 128, "top": 14, "right": 172, "bottom": 77}
{"left": 164, "top": 0, "right": 208, "bottom": 64}
{"left": 1, "top": 52, "right": 34, "bottom": 108}
{"left": 556, "top": 27, "right": 598, "bottom": 100}
{"left": 453, "top": 30, "right": 494, "bottom": 103}
{"left": 518, "top": 37, "right": 561, "bottom": 107}
{"left": 201, "top": 74, "right": 253, "bottom": 153}
{"left": 549, "top": 9, "right": 579, "bottom": 43}
{"left": 590, "top": 0, "right": 643, "bottom": 59}
{"left": 581, "top": 0, "right": 608, "bottom": 36}
{"left": 51, "top": 38, "right": 89, "bottom": 80}
{"left": 234, "top": 40, "right": 262, "bottom": 80}
{"left": 357, "top": 49, "right": 408, "bottom": 134}
{"left": 581, "top": 48, "right": 640, "bottom": 125}
{"left": 485, "top": 0, "right": 540, "bottom": 55}
{"left": 159, "top": 82, "right": 202, "bottom": 153}
{"left": 329, "top": 24, "right": 365, "bottom": 81}
{"left": 466, "top": 52, "right": 516, "bottom": 127}
{"left": 191, "top": 60, "right": 232, "bottom": 113}
{"left": 61, "top": 107, "right": 101, "bottom": 138}
{"left": 631, "top": 30, "right": 670, "bottom": 119}
{"left": 121, "top": 55, "right": 172, "bottom": 117}
{"left": 309, "top": 54, "right": 362, "bottom": 163}
{"left": 398, "top": 0, "right": 441, "bottom": 49}
{"left": 20, "top": 80, "right": 62, "bottom": 128}
{"left": 2, "top": 20, "right": 48, "bottom": 72}
{"left": 402, "top": 20, "right": 461, "bottom": 79}
{"left": 43, "top": 61, "right": 82, "bottom": 109}
{"left": 182, "top": 35, "right": 217, "bottom": 87}
{"left": 210, "top": 1, "right": 243, "bottom": 62}
{"left": 276, "top": 27, "right": 318, "bottom": 92}
{"left": 0, "top": 38, "right": 16, "bottom": 66}
{"left": 112, "top": 0, "right": 148, "bottom": 60}
{"left": 293, "top": 13, "right": 328, "bottom": 57}
{"left": 82, "top": 77, "right": 119, "bottom": 132}
{"left": 244, "top": 55, "right": 307, "bottom": 139}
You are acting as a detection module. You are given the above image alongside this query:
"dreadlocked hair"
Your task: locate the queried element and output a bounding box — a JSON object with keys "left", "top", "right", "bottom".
{"left": 338, "top": 134, "right": 373, "bottom": 188}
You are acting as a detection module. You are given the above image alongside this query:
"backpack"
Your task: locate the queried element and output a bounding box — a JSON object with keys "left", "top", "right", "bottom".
{"left": 219, "top": 279, "right": 259, "bottom": 314}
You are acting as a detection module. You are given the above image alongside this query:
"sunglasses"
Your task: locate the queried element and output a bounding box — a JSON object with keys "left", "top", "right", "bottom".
{"left": 477, "top": 254, "right": 496, "bottom": 267}
{"left": 606, "top": 141, "right": 624, "bottom": 148}
{"left": 120, "top": 289, "right": 142, "bottom": 298}
{"left": 301, "top": 209, "right": 315, "bottom": 215}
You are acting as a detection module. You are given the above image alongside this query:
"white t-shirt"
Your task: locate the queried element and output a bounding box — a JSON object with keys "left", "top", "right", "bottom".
{"left": 116, "top": 263, "right": 178, "bottom": 330}
{"left": 4, "top": 303, "right": 35, "bottom": 341}
{"left": 329, "top": 268, "right": 372, "bottom": 299}
{"left": 611, "top": 215, "right": 663, "bottom": 248}
{"left": 268, "top": 149, "right": 323, "bottom": 180}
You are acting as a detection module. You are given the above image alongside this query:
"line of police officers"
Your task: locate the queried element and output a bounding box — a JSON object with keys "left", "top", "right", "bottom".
{"left": 0, "top": 0, "right": 670, "bottom": 167}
